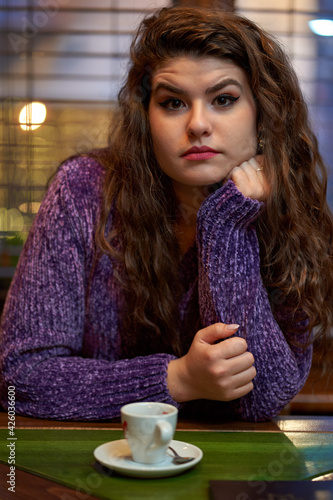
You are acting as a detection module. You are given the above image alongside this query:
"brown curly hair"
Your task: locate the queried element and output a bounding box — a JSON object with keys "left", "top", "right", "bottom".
{"left": 94, "top": 7, "right": 333, "bottom": 359}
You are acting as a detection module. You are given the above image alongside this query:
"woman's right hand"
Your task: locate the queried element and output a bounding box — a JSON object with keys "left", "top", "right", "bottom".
{"left": 167, "top": 323, "right": 256, "bottom": 403}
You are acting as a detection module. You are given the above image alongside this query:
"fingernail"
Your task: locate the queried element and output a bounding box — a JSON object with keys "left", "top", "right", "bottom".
{"left": 226, "top": 324, "right": 240, "bottom": 331}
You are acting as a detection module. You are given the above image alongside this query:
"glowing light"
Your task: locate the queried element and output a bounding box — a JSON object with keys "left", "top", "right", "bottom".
{"left": 18, "top": 202, "right": 41, "bottom": 214}
{"left": 308, "top": 19, "right": 333, "bottom": 36}
{"left": 19, "top": 102, "right": 47, "bottom": 131}
{"left": 0, "top": 208, "right": 24, "bottom": 232}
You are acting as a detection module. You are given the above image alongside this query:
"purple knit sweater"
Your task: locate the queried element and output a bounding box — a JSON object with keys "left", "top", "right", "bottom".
{"left": 0, "top": 156, "right": 312, "bottom": 421}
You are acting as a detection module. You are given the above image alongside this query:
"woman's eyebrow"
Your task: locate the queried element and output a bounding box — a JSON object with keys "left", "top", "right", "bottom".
{"left": 152, "top": 79, "right": 243, "bottom": 96}
{"left": 152, "top": 82, "right": 186, "bottom": 96}
{"left": 205, "top": 79, "right": 243, "bottom": 94}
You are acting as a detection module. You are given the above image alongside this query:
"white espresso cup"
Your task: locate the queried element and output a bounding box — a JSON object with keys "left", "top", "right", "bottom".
{"left": 121, "top": 402, "right": 178, "bottom": 465}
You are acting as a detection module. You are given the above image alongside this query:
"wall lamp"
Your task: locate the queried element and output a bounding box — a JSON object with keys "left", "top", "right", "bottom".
{"left": 308, "top": 19, "right": 333, "bottom": 36}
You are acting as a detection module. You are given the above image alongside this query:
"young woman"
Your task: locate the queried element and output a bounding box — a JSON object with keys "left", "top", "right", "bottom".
{"left": 0, "top": 7, "right": 332, "bottom": 421}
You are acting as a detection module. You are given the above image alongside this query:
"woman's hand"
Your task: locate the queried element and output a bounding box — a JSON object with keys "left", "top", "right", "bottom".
{"left": 167, "top": 323, "right": 256, "bottom": 403}
{"left": 228, "top": 156, "right": 269, "bottom": 202}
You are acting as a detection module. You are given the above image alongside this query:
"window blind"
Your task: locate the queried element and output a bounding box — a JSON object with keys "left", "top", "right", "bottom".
{"left": 0, "top": 0, "right": 332, "bottom": 305}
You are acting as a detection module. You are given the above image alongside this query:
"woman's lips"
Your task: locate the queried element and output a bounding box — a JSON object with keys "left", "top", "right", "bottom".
{"left": 181, "top": 146, "right": 219, "bottom": 161}
{"left": 183, "top": 151, "right": 219, "bottom": 160}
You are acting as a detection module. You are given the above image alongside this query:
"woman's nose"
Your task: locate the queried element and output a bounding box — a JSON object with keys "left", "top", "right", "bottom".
{"left": 186, "top": 103, "right": 213, "bottom": 138}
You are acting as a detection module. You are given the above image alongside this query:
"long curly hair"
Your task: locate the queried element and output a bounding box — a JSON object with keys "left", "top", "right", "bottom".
{"left": 94, "top": 7, "right": 333, "bottom": 359}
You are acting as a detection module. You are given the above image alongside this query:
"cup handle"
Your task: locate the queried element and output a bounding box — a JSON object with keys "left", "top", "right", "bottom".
{"left": 148, "top": 421, "right": 173, "bottom": 451}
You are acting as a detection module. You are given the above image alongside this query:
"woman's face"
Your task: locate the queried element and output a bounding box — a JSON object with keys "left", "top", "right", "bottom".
{"left": 148, "top": 56, "right": 257, "bottom": 201}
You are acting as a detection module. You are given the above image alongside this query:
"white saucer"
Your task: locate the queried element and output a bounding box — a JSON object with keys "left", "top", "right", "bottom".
{"left": 93, "top": 439, "right": 203, "bottom": 478}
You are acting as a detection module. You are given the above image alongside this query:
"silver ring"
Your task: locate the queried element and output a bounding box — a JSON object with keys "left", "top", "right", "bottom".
{"left": 256, "top": 167, "right": 263, "bottom": 172}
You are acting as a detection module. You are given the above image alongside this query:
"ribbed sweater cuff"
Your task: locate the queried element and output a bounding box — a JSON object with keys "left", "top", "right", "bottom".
{"left": 8, "top": 353, "right": 180, "bottom": 421}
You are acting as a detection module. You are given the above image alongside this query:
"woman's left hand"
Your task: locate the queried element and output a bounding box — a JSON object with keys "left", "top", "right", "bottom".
{"left": 228, "top": 156, "right": 269, "bottom": 202}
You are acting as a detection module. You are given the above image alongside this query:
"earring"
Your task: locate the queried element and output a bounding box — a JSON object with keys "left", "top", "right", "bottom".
{"left": 257, "top": 131, "right": 265, "bottom": 154}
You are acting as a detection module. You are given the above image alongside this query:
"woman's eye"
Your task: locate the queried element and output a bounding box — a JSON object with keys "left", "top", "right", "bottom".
{"left": 214, "top": 95, "right": 239, "bottom": 107}
{"left": 159, "top": 98, "right": 184, "bottom": 110}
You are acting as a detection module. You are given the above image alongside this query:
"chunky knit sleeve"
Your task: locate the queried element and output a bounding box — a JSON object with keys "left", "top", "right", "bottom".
{"left": 0, "top": 157, "right": 178, "bottom": 421}
{"left": 196, "top": 180, "right": 312, "bottom": 421}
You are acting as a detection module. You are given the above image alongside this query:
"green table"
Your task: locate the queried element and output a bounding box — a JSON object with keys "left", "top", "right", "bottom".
{"left": 1, "top": 427, "right": 332, "bottom": 500}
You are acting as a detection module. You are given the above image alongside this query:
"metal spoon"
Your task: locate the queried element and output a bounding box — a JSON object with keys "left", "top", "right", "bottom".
{"left": 168, "top": 446, "right": 195, "bottom": 465}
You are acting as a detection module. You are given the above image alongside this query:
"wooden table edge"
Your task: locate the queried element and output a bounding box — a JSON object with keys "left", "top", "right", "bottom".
{"left": 1, "top": 413, "right": 333, "bottom": 432}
